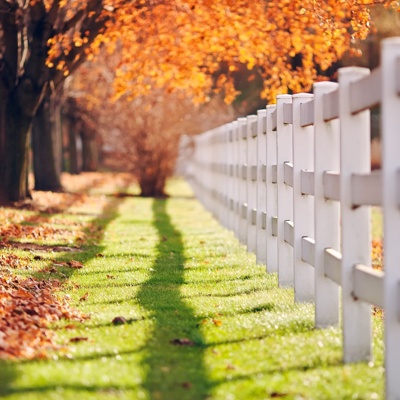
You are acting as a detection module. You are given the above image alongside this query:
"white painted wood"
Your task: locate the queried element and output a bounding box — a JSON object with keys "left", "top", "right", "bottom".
{"left": 300, "top": 99, "right": 314, "bottom": 127}
{"left": 323, "top": 89, "right": 339, "bottom": 121}
{"left": 271, "top": 216, "right": 278, "bottom": 236}
{"left": 396, "top": 56, "right": 400, "bottom": 95}
{"left": 256, "top": 109, "right": 268, "bottom": 266}
{"left": 283, "top": 162, "right": 293, "bottom": 187}
{"left": 262, "top": 164, "right": 267, "bottom": 182}
{"left": 381, "top": 37, "right": 400, "bottom": 400}
{"left": 301, "top": 237, "right": 315, "bottom": 267}
{"left": 266, "top": 105, "right": 278, "bottom": 273}
{"left": 323, "top": 171, "right": 340, "bottom": 201}
{"left": 219, "top": 128, "right": 227, "bottom": 226}
{"left": 350, "top": 67, "right": 381, "bottom": 114}
{"left": 284, "top": 220, "right": 294, "bottom": 247}
{"left": 314, "top": 81, "right": 341, "bottom": 328}
{"left": 351, "top": 171, "right": 382, "bottom": 206}
{"left": 324, "top": 248, "right": 342, "bottom": 286}
{"left": 353, "top": 264, "right": 384, "bottom": 308}
{"left": 276, "top": 95, "right": 294, "bottom": 286}
{"left": 227, "top": 123, "right": 235, "bottom": 232}
{"left": 232, "top": 121, "right": 240, "bottom": 238}
{"left": 283, "top": 103, "right": 293, "bottom": 124}
{"left": 339, "top": 66, "right": 372, "bottom": 363}
{"left": 271, "top": 165, "right": 277, "bottom": 183}
{"left": 247, "top": 115, "right": 258, "bottom": 253}
{"left": 238, "top": 117, "right": 248, "bottom": 245}
{"left": 271, "top": 108, "right": 277, "bottom": 131}
{"left": 261, "top": 212, "right": 267, "bottom": 229}
{"left": 292, "top": 93, "right": 315, "bottom": 302}
{"left": 300, "top": 170, "right": 314, "bottom": 196}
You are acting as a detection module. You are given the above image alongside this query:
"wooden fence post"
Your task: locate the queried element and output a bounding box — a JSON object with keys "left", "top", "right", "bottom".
{"left": 238, "top": 117, "right": 248, "bottom": 245}
{"left": 381, "top": 37, "right": 400, "bottom": 400}
{"left": 247, "top": 115, "right": 258, "bottom": 253}
{"left": 220, "top": 127, "right": 229, "bottom": 228}
{"left": 313, "top": 82, "right": 340, "bottom": 328}
{"left": 292, "top": 93, "right": 315, "bottom": 302}
{"left": 266, "top": 105, "right": 278, "bottom": 273}
{"left": 339, "top": 67, "right": 372, "bottom": 363}
{"left": 226, "top": 123, "right": 234, "bottom": 232}
{"left": 232, "top": 121, "right": 240, "bottom": 238}
{"left": 276, "top": 95, "right": 294, "bottom": 286}
{"left": 256, "top": 109, "right": 267, "bottom": 265}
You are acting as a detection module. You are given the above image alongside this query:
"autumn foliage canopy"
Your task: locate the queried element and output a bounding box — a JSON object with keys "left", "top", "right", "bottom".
{"left": 88, "top": 0, "right": 400, "bottom": 103}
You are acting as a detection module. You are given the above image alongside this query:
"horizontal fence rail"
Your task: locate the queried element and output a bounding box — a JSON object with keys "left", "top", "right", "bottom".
{"left": 178, "top": 38, "right": 400, "bottom": 400}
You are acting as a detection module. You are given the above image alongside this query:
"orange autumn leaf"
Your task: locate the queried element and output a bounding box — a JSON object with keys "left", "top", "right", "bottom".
{"left": 79, "top": 292, "right": 89, "bottom": 301}
{"left": 0, "top": 275, "right": 86, "bottom": 360}
{"left": 212, "top": 319, "right": 223, "bottom": 327}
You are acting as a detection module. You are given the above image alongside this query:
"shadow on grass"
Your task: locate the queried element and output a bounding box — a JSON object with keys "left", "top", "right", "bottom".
{"left": 136, "top": 199, "right": 213, "bottom": 399}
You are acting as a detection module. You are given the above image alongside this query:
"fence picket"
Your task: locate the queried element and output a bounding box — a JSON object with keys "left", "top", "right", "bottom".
{"left": 381, "top": 37, "right": 400, "bottom": 400}
{"left": 339, "top": 67, "right": 372, "bottom": 363}
{"left": 247, "top": 115, "right": 258, "bottom": 253}
{"left": 265, "top": 105, "right": 278, "bottom": 273}
{"left": 292, "top": 93, "right": 315, "bottom": 302}
{"left": 256, "top": 109, "right": 268, "bottom": 265}
{"left": 313, "top": 82, "right": 340, "bottom": 328}
{"left": 276, "top": 95, "right": 294, "bottom": 286}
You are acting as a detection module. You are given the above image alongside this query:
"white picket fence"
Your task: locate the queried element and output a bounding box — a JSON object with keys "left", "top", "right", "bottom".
{"left": 179, "top": 37, "right": 400, "bottom": 399}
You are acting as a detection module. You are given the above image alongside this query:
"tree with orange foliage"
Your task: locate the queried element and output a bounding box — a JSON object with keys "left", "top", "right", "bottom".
{"left": 107, "top": 0, "right": 399, "bottom": 103}
{"left": 0, "top": 0, "right": 398, "bottom": 204}
{"left": 68, "top": 48, "right": 234, "bottom": 197}
{"left": 0, "top": 0, "right": 110, "bottom": 204}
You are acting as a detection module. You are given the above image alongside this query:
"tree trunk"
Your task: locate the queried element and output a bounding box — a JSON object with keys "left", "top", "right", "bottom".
{"left": 0, "top": 91, "right": 37, "bottom": 205}
{"left": 69, "top": 121, "right": 82, "bottom": 174}
{"left": 138, "top": 167, "right": 168, "bottom": 198}
{"left": 32, "top": 86, "right": 63, "bottom": 191}
{"left": 81, "top": 132, "right": 99, "bottom": 172}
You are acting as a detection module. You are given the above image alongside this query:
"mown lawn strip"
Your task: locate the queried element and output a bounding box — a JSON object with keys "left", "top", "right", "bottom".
{"left": 0, "top": 176, "right": 384, "bottom": 400}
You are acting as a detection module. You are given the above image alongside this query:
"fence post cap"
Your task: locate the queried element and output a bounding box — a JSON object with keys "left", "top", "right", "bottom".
{"left": 257, "top": 109, "right": 267, "bottom": 116}
{"left": 292, "top": 93, "right": 313, "bottom": 99}
{"left": 314, "top": 81, "right": 338, "bottom": 90}
{"left": 382, "top": 36, "right": 400, "bottom": 47}
{"left": 276, "top": 94, "right": 292, "bottom": 100}
{"left": 338, "top": 66, "right": 370, "bottom": 78}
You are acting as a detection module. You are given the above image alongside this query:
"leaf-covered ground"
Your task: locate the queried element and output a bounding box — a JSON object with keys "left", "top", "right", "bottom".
{"left": 0, "top": 173, "right": 384, "bottom": 399}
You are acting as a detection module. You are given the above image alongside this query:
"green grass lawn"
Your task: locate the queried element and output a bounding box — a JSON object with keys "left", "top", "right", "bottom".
{"left": 0, "top": 178, "right": 384, "bottom": 400}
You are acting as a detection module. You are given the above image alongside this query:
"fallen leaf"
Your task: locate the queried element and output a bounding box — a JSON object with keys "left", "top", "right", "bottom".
{"left": 106, "top": 274, "right": 115, "bottom": 279}
{"left": 69, "top": 337, "right": 88, "bottom": 343}
{"left": 64, "top": 324, "right": 77, "bottom": 330}
{"left": 0, "top": 274, "right": 87, "bottom": 360}
{"left": 53, "top": 262, "right": 69, "bottom": 267}
{"left": 68, "top": 260, "right": 84, "bottom": 269}
{"left": 212, "top": 319, "right": 223, "bottom": 327}
{"left": 79, "top": 292, "right": 89, "bottom": 301}
{"left": 170, "top": 338, "right": 195, "bottom": 346}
